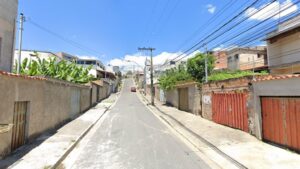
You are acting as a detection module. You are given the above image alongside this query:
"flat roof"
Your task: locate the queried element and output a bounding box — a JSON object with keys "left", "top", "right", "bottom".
{"left": 265, "top": 23, "right": 300, "bottom": 40}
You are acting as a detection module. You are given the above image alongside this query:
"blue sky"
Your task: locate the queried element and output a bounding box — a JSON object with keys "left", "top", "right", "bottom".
{"left": 18, "top": 0, "right": 298, "bottom": 68}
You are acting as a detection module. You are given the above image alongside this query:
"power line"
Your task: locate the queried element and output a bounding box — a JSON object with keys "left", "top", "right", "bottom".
{"left": 209, "top": 0, "right": 300, "bottom": 52}
{"left": 173, "top": 0, "right": 239, "bottom": 52}
{"left": 174, "top": 0, "right": 300, "bottom": 63}
{"left": 169, "top": 0, "right": 261, "bottom": 63}
{"left": 26, "top": 18, "right": 104, "bottom": 57}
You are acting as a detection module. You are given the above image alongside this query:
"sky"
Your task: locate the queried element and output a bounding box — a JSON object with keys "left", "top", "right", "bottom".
{"left": 18, "top": 0, "right": 299, "bottom": 71}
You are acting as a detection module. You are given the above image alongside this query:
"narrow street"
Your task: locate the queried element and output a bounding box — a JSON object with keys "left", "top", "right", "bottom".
{"left": 63, "top": 79, "right": 210, "bottom": 169}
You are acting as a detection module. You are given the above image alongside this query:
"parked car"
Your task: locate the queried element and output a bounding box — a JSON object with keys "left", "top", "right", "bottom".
{"left": 130, "top": 87, "right": 136, "bottom": 92}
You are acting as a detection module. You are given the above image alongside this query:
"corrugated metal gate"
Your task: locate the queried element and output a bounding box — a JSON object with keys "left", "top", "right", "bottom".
{"left": 212, "top": 93, "right": 248, "bottom": 132}
{"left": 11, "top": 102, "right": 28, "bottom": 151}
{"left": 261, "top": 97, "right": 300, "bottom": 152}
{"left": 178, "top": 88, "right": 189, "bottom": 112}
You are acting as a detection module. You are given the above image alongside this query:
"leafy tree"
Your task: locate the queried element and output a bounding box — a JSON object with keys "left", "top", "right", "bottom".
{"left": 126, "top": 70, "right": 133, "bottom": 75}
{"left": 187, "top": 53, "right": 215, "bottom": 82}
{"left": 158, "top": 63, "right": 193, "bottom": 90}
{"left": 14, "top": 57, "right": 94, "bottom": 84}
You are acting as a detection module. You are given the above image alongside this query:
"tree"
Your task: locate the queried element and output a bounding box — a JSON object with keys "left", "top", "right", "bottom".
{"left": 158, "top": 63, "right": 192, "bottom": 90}
{"left": 187, "top": 53, "right": 215, "bottom": 82}
{"left": 126, "top": 70, "right": 133, "bottom": 75}
{"left": 14, "top": 57, "right": 94, "bottom": 84}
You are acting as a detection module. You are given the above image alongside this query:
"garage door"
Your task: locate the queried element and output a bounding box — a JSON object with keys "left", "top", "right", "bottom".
{"left": 212, "top": 93, "right": 248, "bottom": 132}
{"left": 261, "top": 97, "right": 300, "bottom": 152}
{"left": 178, "top": 88, "right": 189, "bottom": 112}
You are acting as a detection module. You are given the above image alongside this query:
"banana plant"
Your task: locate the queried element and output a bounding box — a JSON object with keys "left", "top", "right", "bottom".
{"left": 14, "top": 57, "right": 94, "bottom": 84}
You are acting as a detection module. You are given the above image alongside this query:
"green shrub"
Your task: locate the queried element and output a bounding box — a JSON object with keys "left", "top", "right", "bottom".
{"left": 208, "top": 70, "right": 268, "bottom": 82}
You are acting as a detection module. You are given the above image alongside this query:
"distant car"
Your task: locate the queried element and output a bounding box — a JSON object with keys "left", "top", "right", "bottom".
{"left": 131, "top": 87, "right": 136, "bottom": 92}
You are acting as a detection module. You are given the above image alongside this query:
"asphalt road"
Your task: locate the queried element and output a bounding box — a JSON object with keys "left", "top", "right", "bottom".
{"left": 66, "top": 79, "right": 210, "bottom": 169}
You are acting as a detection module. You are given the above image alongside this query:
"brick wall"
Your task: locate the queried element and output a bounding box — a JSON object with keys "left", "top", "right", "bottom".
{"left": 202, "top": 76, "right": 255, "bottom": 134}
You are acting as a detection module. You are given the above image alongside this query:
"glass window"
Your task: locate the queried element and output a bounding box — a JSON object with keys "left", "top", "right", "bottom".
{"left": 85, "top": 61, "right": 93, "bottom": 65}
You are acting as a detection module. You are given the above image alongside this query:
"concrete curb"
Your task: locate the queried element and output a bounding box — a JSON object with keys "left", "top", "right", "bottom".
{"left": 136, "top": 91, "right": 246, "bottom": 169}
{"left": 52, "top": 93, "right": 120, "bottom": 169}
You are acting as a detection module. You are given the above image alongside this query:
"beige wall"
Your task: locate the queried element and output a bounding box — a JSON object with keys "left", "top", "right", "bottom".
{"left": 227, "top": 49, "right": 267, "bottom": 71}
{"left": 166, "top": 89, "right": 179, "bottom": 108}
{"left": 187, "top": 85, "right": 201, "bottom": 115}
{"left": 0, "top": 0, "right": 18, "bottom": 72}
{"left": 91, "top": 84, "right": 97, "bottom": 105}
{"left": 0, "top": 75, "right": 92, "bottom": 158}
{"left": 164, "top": 83, "right": 201, "bottom": 115}
{"left": 267, "top": 31, "right": 300, "bottom": 74}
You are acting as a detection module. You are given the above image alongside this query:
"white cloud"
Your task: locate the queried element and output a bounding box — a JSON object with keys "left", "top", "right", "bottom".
{"left": 206, "top": 4, "right": 216, "bottom": 14}
{"left": 245, "top": 0, "right": 298, "bottom": 21}
{"left": 107, "top": 51, "right": 200, "bottom": 72}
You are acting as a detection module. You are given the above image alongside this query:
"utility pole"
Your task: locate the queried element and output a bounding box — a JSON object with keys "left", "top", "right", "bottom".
{"left": 138, "top": 47, "right": 155, "bottom": 106}
{"left": 144, "top": 58, "right": 147, "bottom": 95}
{"left": 205, "top": 46, "right": 208, "bottom": 83}
{"left": 17, "top": 13, "right": 25, "bottom": 74}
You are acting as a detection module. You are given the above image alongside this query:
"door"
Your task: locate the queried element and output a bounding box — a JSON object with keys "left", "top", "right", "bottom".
{"left": 70, "top": 89, "right": 80, "bottom": 117}
{"left": 11, "top": 101, "right": 28, "bottom": 151}
{"left": 261, "top": 97, "right": 300, "bottom": 152}
{"left": 212, "top": 93, "right": 248, "bottom": 132}
{"left": 178, "top": 88, "right": 189, "bottom": 112}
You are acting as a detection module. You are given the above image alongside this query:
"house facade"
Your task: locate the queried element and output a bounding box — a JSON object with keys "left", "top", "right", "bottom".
{"left": 213, "top": 51, "right": 227, "bottom": 70}
{"left": 0, "top": 0, "right": 18, "bottom": 72}
{"left": 265, "top": 15, "right": 300, "bottom": 74}
{"left": 14, "top": 50, "right": 62, "bottom": 67}
{"left": 76, "top": 58, "right": 105, "bottom": 78}
{"left": 227, "top": 47, "right": 268, "bottom": 71}
{"left": 56, "top": 52, "right": 78, "bottom": 62}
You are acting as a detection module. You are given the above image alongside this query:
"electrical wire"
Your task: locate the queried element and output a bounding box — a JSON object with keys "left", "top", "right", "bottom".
{"left": 26, "top": 18, "right": 104, "bottom": 57}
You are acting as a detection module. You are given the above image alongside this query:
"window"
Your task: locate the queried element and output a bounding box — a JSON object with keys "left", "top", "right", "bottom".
{"left": 227, "top": 56, "right": 232, "bottom": 62}
{"left": 234, "top": 54, "right": 239, "bottom": 60}
{"left": 85, "top": 61, "right": 93, "bottom": 65}
{"left": 257, "top": 54, "right": 262, "bottom": 58}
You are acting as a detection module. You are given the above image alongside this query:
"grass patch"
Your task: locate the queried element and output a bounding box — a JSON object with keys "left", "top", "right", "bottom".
{"left": 208, "top": 70, "right": 268, "bottom": 82}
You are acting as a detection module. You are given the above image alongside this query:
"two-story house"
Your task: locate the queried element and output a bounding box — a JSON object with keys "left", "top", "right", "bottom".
{"left": 14, "top": 50, "right": 62, "bottom": 67}
{"left": 227, "top": 47, "right": 268, "bottom": 71}
{"left": 0, "top": 0, "right": 18, "bottom": 72}
{"left": 56, "top": 52, "right": 78, "bottom": 62}
{"left": 265, "top": 15, "right": 300, "bottom": 74}
{"left": 76, "top": 58, "right": 105, "bottom": 78}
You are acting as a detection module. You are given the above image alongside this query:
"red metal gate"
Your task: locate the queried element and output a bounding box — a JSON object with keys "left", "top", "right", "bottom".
{"left": 261, "top": 97, "right": 300, "bottom": 152}
{"left": 212, "top": 93, "right": 248, "bottom": 132}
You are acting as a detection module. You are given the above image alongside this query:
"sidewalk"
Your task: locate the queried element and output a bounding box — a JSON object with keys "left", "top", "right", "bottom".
{"left": 0, "top": 93, "right": 119, "bottom": 169}
{"left": 138, "top": 92, "right": 300, "bottom": 169}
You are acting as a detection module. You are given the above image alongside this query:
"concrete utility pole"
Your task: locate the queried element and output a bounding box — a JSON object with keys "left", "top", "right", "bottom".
{"left": 144, "top": 57, "right": 147, "bottom": 96}
{"left": 17, "top": 13, "right": 25, "bottom": 74}
{"left": 138, "top": 47, "right": 155, "bottom": 106}
{"left": 205, "top": 46, "right": 208, "bottom": 83}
